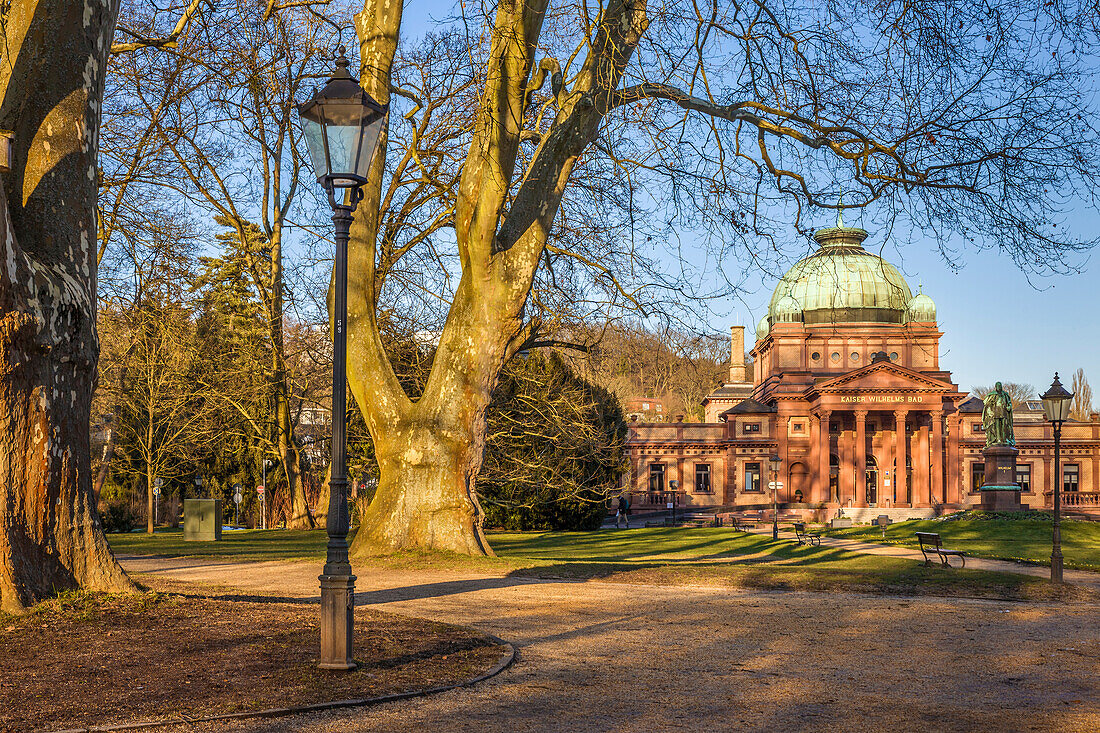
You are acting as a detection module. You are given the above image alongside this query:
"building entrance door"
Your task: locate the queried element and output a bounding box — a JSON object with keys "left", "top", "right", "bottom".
{"left": 866, "top": 455, "right": 878, "bottom": 506}
{"left": 829, "top": 454, "right": 839, "bottom": 503}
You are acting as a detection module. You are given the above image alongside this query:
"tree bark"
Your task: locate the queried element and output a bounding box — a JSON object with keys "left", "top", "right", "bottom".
{"left": 0, "top": 0, "right": 136, "bottom": 611}
{"left": 345, "top": 0, "right": 645, "bottom": 556}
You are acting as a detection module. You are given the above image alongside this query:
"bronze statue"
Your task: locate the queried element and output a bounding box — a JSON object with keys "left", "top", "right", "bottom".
{"left": 982, "top": 382, "right": 1015, "bottom": 447}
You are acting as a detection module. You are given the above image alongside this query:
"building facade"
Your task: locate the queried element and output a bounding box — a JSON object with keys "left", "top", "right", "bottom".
{"left": 625, "top": 224, "right": 1100, "bottom": 518}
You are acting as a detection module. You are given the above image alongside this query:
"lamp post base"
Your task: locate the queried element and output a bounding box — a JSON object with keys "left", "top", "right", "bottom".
{"left": 1051, "top": 552, "right": 1064, "bottom": 585}
{"left": 319, "top": 574, "right": 357, "bottom": 670}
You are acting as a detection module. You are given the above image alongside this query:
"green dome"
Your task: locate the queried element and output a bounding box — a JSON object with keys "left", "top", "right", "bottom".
{"left": 756, "top": 314, "right": 770, "bottom": 340}
{"left": 905, "top": 291, "right": 936, "bottom": 323}
{"left": 767, "top": 226, "right": 912, "bottom": 326}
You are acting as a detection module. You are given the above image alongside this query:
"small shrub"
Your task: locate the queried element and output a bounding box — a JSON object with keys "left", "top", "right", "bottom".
{"left": 100, "top": 502, "right": 138, "bottom": 533}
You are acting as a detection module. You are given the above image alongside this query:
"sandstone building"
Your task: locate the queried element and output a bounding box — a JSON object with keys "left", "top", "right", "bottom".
{"left": 625, "top": 224, "right": 1100, "bottom": 519}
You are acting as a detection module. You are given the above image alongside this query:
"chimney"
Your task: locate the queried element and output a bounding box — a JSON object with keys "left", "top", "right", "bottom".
{"left": 729, "top": 325, "right": 746, "bottom": 383}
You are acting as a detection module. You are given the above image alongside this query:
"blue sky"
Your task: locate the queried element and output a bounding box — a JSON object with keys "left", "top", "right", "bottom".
{"left": 730, "top": 235, "right": 1097, "bottom": 397}
{"left": 394, "top": 2, "right": 1098, "bottom": 398}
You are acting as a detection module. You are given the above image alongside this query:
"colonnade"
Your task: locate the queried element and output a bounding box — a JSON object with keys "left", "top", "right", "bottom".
{"left": 789, "top": 407, "right": 954, "bottom": 508}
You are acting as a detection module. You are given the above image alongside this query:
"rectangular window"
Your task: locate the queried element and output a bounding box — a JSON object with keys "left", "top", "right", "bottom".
{"left": 695, "top": 464, "right": 712, "bottom": 493}
{"left": 744, "top": 462, "right": 762, "bottom": 493}
{"left": 791, "top": 422, "right": 805, "bottom": 434}
{"left": 973, "top": 422, "right": 985, "bottom": 434}
{"left": 743, "top": 422, "right": 761, "bottom": 434}
{"left": 649, "top": 463, "right": 665, "bottom": 493}
{"left": 1064, "top": 464, "right": 1079, "bottom": 493}
{"left": 971, "top": 462, "right": 985, "bottom": 493}
{"left": 1016, "top": 463, "right": 1032, "bottom": 493}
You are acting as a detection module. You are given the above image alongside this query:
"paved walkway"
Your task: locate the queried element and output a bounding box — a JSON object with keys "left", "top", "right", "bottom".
{"left": 121, "top": 555, "right": 1100, "bottom": 733}
{"left": 746, "top": 526, "right": 1100, "bottom": 589}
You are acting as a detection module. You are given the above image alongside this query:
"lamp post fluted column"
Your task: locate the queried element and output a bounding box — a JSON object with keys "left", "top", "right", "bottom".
{"left": 319, "top": 193, "right": 358, "bottom": 670}
{"left": 297, "top": 46, "right": 389, "bottom": 670}
{"left": 1041, "top": 372, "right": 1072, "bottom": 586}
{"left": 1052, "top": 419, "right": 1064, "bottom": 584}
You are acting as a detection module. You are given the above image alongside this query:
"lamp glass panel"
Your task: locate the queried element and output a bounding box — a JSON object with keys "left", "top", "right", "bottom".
{"left": 300, "top": 115, "right": 329, "bottom": 179}
{"left": 1055, "top": 396, "right": 1073, "bottom": 422}
{"left": 318, "top": 100, "right": 369, "bottom": 180}
{"left": 352, "top": 112, "right": 387, "bottom": 178}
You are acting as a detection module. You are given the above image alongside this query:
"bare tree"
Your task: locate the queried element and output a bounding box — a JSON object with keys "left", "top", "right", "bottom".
{"left": 101, "top": 0, "right": 337, "bottom": 528}
{"left": 972, "top": 383, "right": 1038, "bottom": 409}
{"left": 339, "top": 0, "right": 1100, "bottom": 556}
{"left": 1071, "top": 368, "right": 1094, "bottom": 420}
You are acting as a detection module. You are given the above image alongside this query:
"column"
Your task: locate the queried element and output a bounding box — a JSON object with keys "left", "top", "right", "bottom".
{"left": 931, "top": 410, "right": 944, "bottom": 506}
{"left": 894, "top": 409, "right": 908, "bottom": 506}
{"left": 726, "top": 447, "right": 737, "bottom": 503}
{"left": 837, "top": 415, "right": 850, "bottom": 504}
{"left": 855, "top": 410, "right": 868, "bottom": 506}
{"left": 809, "top": 414, "right": 821, "bottom": 500}
{"left": 915, "top": 415, "right": 930, "bottom": 507}
{"left": 818, "top": 409, "right": 832, "bottom": 503}
{"left": 946, "top": 413, "right": 961, "bottom": 504}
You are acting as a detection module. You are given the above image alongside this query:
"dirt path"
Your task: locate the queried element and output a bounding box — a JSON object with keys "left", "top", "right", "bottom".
{"left": 122, "top": 556, "right": 1100, "bottom": 733}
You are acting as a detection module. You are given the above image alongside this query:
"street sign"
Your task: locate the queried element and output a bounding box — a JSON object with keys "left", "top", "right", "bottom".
{"left": 666, "top": 502, "right": 674, "bottom": 509}
{"left": 152, "top": 487, "right": 160, "bottom": 497}
{"left": 234, "top": 492, "right": 242, "bottom": 504}
{"left": 256, "top": 485, "right": 265, "bottom": 495}
{"left": 768, "top": 481, "right": 784, "bottom": 490}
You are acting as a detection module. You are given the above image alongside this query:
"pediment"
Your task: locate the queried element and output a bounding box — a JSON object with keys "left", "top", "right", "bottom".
{"left": 810, "top": 361, "right": 954, "bottom": 396}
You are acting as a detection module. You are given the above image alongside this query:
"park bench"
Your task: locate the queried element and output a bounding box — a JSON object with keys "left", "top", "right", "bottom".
{"left": 793, "top": 522, "right": 821, "bottom": 546}
{"left": 915, "top": 532, "right": 966, "bottom": 569}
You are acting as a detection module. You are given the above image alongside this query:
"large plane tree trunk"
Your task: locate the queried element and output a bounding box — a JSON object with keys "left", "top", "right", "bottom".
{"left": 344, "top": 0, "right": 644, "bottom": 556}
{"left": 0, "top": 0, "right": 135, "bottom": 612}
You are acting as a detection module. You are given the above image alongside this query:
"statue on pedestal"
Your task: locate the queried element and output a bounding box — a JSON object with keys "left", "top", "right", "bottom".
{"left": 982, "top": 382, "right": 1015, "bottom": 447}
{"left": 978, "top": 381, "right": 1025, "bottom": 511}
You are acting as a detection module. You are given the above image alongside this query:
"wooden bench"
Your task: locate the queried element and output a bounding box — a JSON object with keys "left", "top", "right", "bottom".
{"left": 915, "top": 532, "right": 966, "bottom": 568}
{"left": 793, "top": 522, "right": 821, "bottom": 546}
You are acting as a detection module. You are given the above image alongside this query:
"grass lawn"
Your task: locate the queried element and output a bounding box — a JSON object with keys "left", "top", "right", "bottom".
{"left": 108, "top": 526, "right": 1089, "bottom": 601}
{"left": 824, "top": 518, "right": 1100, "bottom": 571}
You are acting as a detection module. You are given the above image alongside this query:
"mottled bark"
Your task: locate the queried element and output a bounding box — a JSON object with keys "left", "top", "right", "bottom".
{"left": 0, "top": 0, "right": 136, "bottom": 611}
{"left": 346, "top": 0, "right": 645, "bottom": 556}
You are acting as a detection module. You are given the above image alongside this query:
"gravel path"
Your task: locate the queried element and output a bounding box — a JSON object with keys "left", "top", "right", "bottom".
{"left": 121, "top": 555, "right": 1100, "bottom": 733}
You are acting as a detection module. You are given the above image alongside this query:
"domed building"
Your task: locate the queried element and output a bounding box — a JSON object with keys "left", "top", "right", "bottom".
{"left": 625, "top": 224, "right": 1100, "bottom": 520}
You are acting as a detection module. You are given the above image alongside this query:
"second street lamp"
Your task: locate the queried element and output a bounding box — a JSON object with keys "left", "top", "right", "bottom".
{"left": 769, "top": 454, "right": 782, "bottom": 540}
{"left": 298, "top": 46, "right": 388, "bottom": 671}
{"left": 1040, "top": 372, "right": 1074, "bottom": 584}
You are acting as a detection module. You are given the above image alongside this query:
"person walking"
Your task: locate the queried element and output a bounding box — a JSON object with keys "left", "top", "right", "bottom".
{"left": 616, "top": 494, "right": 631, "bottom": 529}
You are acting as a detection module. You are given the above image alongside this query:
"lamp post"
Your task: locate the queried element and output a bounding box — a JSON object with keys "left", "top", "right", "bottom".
{"left": 769, "top": 454, "right": 782, "bottom": 540}
{"left": 193, "top": 475, "right": 203, "bottom": 496}
{"left": 233, "top": 483, "right": 242, "bottom": 528}
{"left": 261, "top": 458, "right": 273, "bottom": 530}
{"left": 1041, "top": 373, "right": 1074, "bottom": 584}
{"left": 298, "top": 47, "right": 388, "bottom": 671}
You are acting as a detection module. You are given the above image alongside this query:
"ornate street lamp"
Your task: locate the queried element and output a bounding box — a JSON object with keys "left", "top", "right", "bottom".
{"left": 298, "top": 47, "right": 388, "bottom": 671}
{"left": 1041, "top": 373, "right": 1073, "bottom": 584}
{"left": 233, "top": 483, "right": 242, "bottom": 528}
{"left": 769, "top": 454, "right": 782, "bottom": 540}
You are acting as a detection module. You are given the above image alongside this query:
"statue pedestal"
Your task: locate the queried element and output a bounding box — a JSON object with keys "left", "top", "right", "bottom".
{"left": 978, "top": 445, "right": 1024, "bottom": 512}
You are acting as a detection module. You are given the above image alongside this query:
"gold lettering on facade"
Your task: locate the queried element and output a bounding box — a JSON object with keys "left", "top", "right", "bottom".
{"left": 839, "top": 394, "right": 926, "bottom": 403}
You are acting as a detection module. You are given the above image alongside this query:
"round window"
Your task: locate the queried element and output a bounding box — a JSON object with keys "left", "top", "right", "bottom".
{"left": 890, "top": 351, "right": 899, "bottom": 361}
{"left": 851, "top": 352, "right": 860, "bottom": 362}
{"left": 811, "top": 351, "right": 821, "bottom": 361}
{"left": 830, "top": 352, "right": 841, "bottom": 363}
